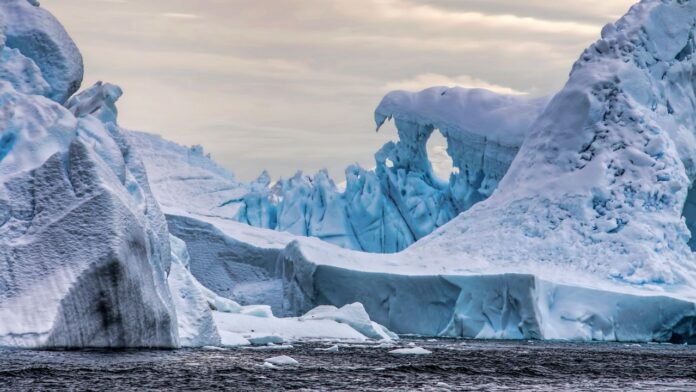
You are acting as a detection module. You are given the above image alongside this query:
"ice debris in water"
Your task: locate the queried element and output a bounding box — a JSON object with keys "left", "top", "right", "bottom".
{"left": 264, "top": 355, "right": 299, "bottom": 366}
{"left": 389, "top": 347, "right": 432, "bottom": 355}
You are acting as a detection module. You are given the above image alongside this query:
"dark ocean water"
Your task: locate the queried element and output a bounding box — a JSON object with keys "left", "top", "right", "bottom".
{"left": 0, "top": 339, "right": 694, "bottom": 391}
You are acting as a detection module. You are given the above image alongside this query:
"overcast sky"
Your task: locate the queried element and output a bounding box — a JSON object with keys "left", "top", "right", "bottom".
{"left": 47, "top": 0, "right": 635, "bottom": 180}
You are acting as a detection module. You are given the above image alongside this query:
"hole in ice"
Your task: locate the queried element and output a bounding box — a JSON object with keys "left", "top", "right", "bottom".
{"left": 385, "top": 158, "right": 394, "bottom": 168}
{"left": 427, "top": 130, "right": 455, "bottom": 182}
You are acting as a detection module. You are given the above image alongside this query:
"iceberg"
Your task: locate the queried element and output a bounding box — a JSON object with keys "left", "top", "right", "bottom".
{"left": 278, "top": 0, "right": 696, "bottom": 342}
{"left": 0, "top": 20, "right": 177, "bottom": 347}
{"left": 150, "top": 0, "right": 696, "bottom": 343}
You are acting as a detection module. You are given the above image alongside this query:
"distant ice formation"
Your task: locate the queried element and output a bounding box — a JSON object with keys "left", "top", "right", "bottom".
{"left": 132, "top": 89, "right": 549, "bottom": 253}
{"left": 143, "top": 0, "right": 696, "bottom": 343}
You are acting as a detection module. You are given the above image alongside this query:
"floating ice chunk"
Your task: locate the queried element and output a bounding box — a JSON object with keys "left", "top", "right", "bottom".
{"left": 243, "top": 344, "right": 294, "bottom": 351}
{"left": 300, "top": 303, "right": 398, "bottom": 341}
{"left": 264, "top": 355, "right": 299, "bottom": 366}
{"left": 322, "top": 344, "right": 339, "bottom": 352}
{"left": 218, "top": 331, "right": 250, "bottom": 347}
{"left": 260, "top": 362, "right": 277, "bottom": 369}
{"left": 389, "top": 347, "right": 432, "bottom": 355}
{"left": 247, "top": 335, "right": 284, "bottom": 346}
{"left": 213, "top": 312, "right": 369, "bottom": 342}
{"left": 202, "top": 346, "right": 227, "bottom": 351}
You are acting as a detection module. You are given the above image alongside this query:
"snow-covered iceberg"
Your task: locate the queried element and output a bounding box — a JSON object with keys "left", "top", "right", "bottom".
{"left": 127, "top": 0, "right": 696, "bottom": 343}
{"left": 278, "top": 0, "right": 696, "bottom": 342}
